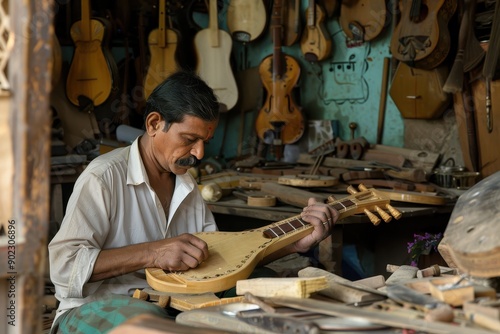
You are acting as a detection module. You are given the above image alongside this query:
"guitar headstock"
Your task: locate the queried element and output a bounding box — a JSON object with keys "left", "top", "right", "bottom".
{"left": 327, "top": 184, "right": 402, "bottom": 225}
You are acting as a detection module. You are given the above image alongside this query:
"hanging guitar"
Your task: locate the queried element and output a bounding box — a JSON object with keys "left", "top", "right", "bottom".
{"left": 143, "top": 0, "right": 181, "bottom": 99}
{"left": 146, "top": 185, "right": 401, "bottom": 293}
{"left": 338, "top": 0, "right": 387, "bottom": 43}
{"left": 227, "top": 0, "right": 267, "bottom": 43}
{"left": 300, "top": 0, "right": 332, "bottom": 62}
{"left": 256, "top": 0, "right": 305, "bottom": 147}
{"left": 282, "top": 0, "right": 302, "bottom": 47}
{"left": 390, "top": 0, "right": 457, "bottom": 70}
{"left": 66, "top": 0, "right": 116, "bottom": 110}
{"left": 194, "top": 0, "right": 239, "bottom": 112}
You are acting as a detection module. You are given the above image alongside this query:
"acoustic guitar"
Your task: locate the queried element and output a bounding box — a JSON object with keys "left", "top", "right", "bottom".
{"left": 66, "top": 0, "right": 115, "bottom": 108}
{"left": 255, "top": 0, "right": 304, "bottom": 145}
{"left": 300, "top": 0, "right": 332, "bottom": 62}
{"left": 146, "top": 186, "right": 400, "bottom": 293}
{"left": 143, "top": 0, "right": 181, "bottom": 100}
{"left": 194, "top": 0, "right": 239, "bottom": 112}
{"left": 390, "top": 0, "right": 457, "bottom": 70}
{"left": 227, "top": 0, "right": 267, "bottom": 43}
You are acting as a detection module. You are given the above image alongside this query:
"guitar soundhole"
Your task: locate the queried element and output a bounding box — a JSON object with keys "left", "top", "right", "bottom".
{"left": 233, "top": 31, "right": 251, "bottom": 43}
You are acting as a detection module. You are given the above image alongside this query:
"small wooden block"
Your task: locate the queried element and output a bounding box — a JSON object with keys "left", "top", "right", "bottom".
{"left": 236, "top": 276, "right": 328, "bottom": 298}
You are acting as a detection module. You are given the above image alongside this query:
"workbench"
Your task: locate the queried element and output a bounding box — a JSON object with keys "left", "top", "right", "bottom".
{"left": 208, "top": 195, "right": 456, "bottom": 278}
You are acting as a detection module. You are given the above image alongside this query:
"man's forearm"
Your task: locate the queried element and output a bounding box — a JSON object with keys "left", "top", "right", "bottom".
{"left": 89, "top": 242, "right": 154, "bottom": 282}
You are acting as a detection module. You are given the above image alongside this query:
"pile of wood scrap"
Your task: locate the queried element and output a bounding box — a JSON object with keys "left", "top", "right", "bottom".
{"left": 148, "top": 264, "right": 500, "bottom": 333}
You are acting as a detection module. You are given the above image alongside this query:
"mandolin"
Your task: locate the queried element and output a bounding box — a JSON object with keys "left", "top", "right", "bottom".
{"left": 255, "top": 0, "right": 304, "bottom": 145}
{"left": 227, "top": 0, "right": 267, "bottom": 43}
{"left": 143, "top": 0, "right": 181, "bottom": 100}
{"left": 146, "top": 186, "right": 400, "bottom": 293}
{"left": 195, "top": 0, "right": 239, "bottom": 112}
{"left": 66, "top": 0, "right": 115, "bottom": 108}
{"left": 390, "top": 0, "right": 457, "bottom": 69}
{"left": 300, "top": 0, "right": 332, "bottom": 62}
{"left": 339, "top": 0, "right": 386, "bottom": 43}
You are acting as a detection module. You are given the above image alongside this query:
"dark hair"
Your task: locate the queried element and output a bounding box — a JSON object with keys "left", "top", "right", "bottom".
{"left": 143, "top": 71, "right": 219, "bottom": 129}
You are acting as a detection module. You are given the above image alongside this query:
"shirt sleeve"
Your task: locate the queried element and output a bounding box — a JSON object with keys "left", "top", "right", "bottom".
{"left": 48, "top": 171, "right": 112, "bottom": 299}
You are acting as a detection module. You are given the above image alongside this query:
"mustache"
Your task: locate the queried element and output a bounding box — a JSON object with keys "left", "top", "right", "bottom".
{"left": 175, "top": 155, "right": 201, "bottom": 167}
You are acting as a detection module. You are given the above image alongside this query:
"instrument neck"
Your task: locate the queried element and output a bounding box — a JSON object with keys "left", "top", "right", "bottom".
{"left": 307, "top": 0, "right": 316, "bottom": 27}
{"left": 271, "top": 0, "right": 284, "bottom": 79}
{"left": 81, "top": 0, "right": 91, "bottom": 41}
{"left": 209, "top": 0, "right": 219, "bottom": 47}
{"left": 159, "top": 0, "right": 166, "bottom": 47}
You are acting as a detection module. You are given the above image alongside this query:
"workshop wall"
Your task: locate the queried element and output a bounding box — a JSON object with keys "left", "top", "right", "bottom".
{"left": 200, "top": 2, "right": 406, "bottom": 161}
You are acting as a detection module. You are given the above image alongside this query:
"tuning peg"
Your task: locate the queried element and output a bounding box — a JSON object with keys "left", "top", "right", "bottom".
{"left": 375, "top": 205, "right": 392, "bottom": 223}
{"left": 358, "top": 184, "right": 368, "bottom": 192}
{"left": 386, "top": 204, "right": 402, "bottom": 220}
{"left": 364, "top": 209, "right": 381, "bottom": 226}
{"left": 347, "top": 185, "right": 358, "bottom": 194}
{"left": 327, "top": 195, "right": 337, "bottom": 203}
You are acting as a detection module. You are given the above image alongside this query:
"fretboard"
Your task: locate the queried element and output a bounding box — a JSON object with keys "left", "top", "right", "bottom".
{"left": 263, "top": 198, "right": 356, "bottom": 239}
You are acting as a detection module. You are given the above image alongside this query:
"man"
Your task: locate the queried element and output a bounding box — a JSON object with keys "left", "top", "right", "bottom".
{"left": 49, "top": 71, "right": 338, "bottom": 333}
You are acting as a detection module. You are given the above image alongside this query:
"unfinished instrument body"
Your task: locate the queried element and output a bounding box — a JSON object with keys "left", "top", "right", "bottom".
{"left": 143, "top": 0, "right": 180, "bottom": 99}
{"left": 66, "top": 0, "right": 115, "bottom": 108}
{"left": 195, "top": 0, "right": 238, "bottom": 111}
{"left": 146, "top": 187, "right": 399, "bottom": 294}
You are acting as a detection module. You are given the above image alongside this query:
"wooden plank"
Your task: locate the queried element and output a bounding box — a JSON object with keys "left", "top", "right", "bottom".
{"left": 371, "top": 145, "right": 440, "bottom": 172}
{"left": 298, "top": 267, "right": 385, "bottom": 304}
{"left": 260, "top": 183, "right": 328, "bottom": 208}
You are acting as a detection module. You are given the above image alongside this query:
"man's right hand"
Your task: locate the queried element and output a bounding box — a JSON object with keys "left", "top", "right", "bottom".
{"left": 150, "top": 233, "right": 209, "bottom": 271}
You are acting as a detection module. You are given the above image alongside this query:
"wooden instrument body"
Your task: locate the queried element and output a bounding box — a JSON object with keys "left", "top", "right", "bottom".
{"left": 390, "top": 0, "right": 457, "bottom": 69}
{"left": 143, "top": 27, "right": 180, "bottom": 99}
{"left": 66, "top": 17, "right": 114, "bottom": 107}
{"left": 256, "top": 0, "right": 305, "bottom": 145}
{"left": 256, "top": 54, "right": 304, "bottom": 144}
{"left": 195, "top": 0, "right": 238, "bottom": 111}
{"left": 146, "top": 188, "right": 391, "bottom": 293}
{"left": 300, "top": 1, "right": 332, "bottom": 62}
{"left": 227, "top": 0, "right": 267, "bottom": 43}
{"left": 389, "top": 61, "right": 451, "bottom": 119}
{"left": 339, "top": 0, "right": 386, "bottom": 42}
{"left": 441, "top": 172, "right": 500, "bottom": 277}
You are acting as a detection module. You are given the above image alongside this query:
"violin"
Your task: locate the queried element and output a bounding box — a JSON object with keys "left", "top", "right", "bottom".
{"left": 255, "top": 0, "right": 305, "bottom": 146}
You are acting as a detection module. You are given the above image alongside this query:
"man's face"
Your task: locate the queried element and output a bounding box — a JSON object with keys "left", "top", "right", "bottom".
{"left": 153, "top": 115, "right": 218, "bottom": 174}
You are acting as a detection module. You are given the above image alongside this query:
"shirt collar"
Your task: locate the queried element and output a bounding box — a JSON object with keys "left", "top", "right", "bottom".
{"left": 127, "top": 137, "right": 148, "bottom": 186}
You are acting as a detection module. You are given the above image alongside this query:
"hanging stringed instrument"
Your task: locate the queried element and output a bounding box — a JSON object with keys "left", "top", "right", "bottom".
{"left": 227, "top": 0, "right": 267, "bottom": 43}
{"left": 390, "top": 0, "right": 457, "bottom": 70}
{"left": 143, "top": 0, "right": 181, "bottom": 99}
{"left": 66, "top": 0, "right": 115, "bottom": 108}
{"left": 300, "top": 0, "right": 332, "bottom": 62}
{"left": 339, "top": 0, "right": 386, "bottom": 43}
{"left": 146, "top": 185, "right": 401, "bottom": 293}
{"left": 282, "top": 0, "right": 302, "bottom": 47}
{"left": 255, "top": 0, "right": 304, "bottom": 145}
{"left": 195, "top": 0, "right": 239, "bottom": 111}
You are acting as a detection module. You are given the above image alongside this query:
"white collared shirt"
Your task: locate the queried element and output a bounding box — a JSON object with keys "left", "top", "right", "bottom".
{"left": 48, "top": 137, "right": 216, "bottom": 321}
